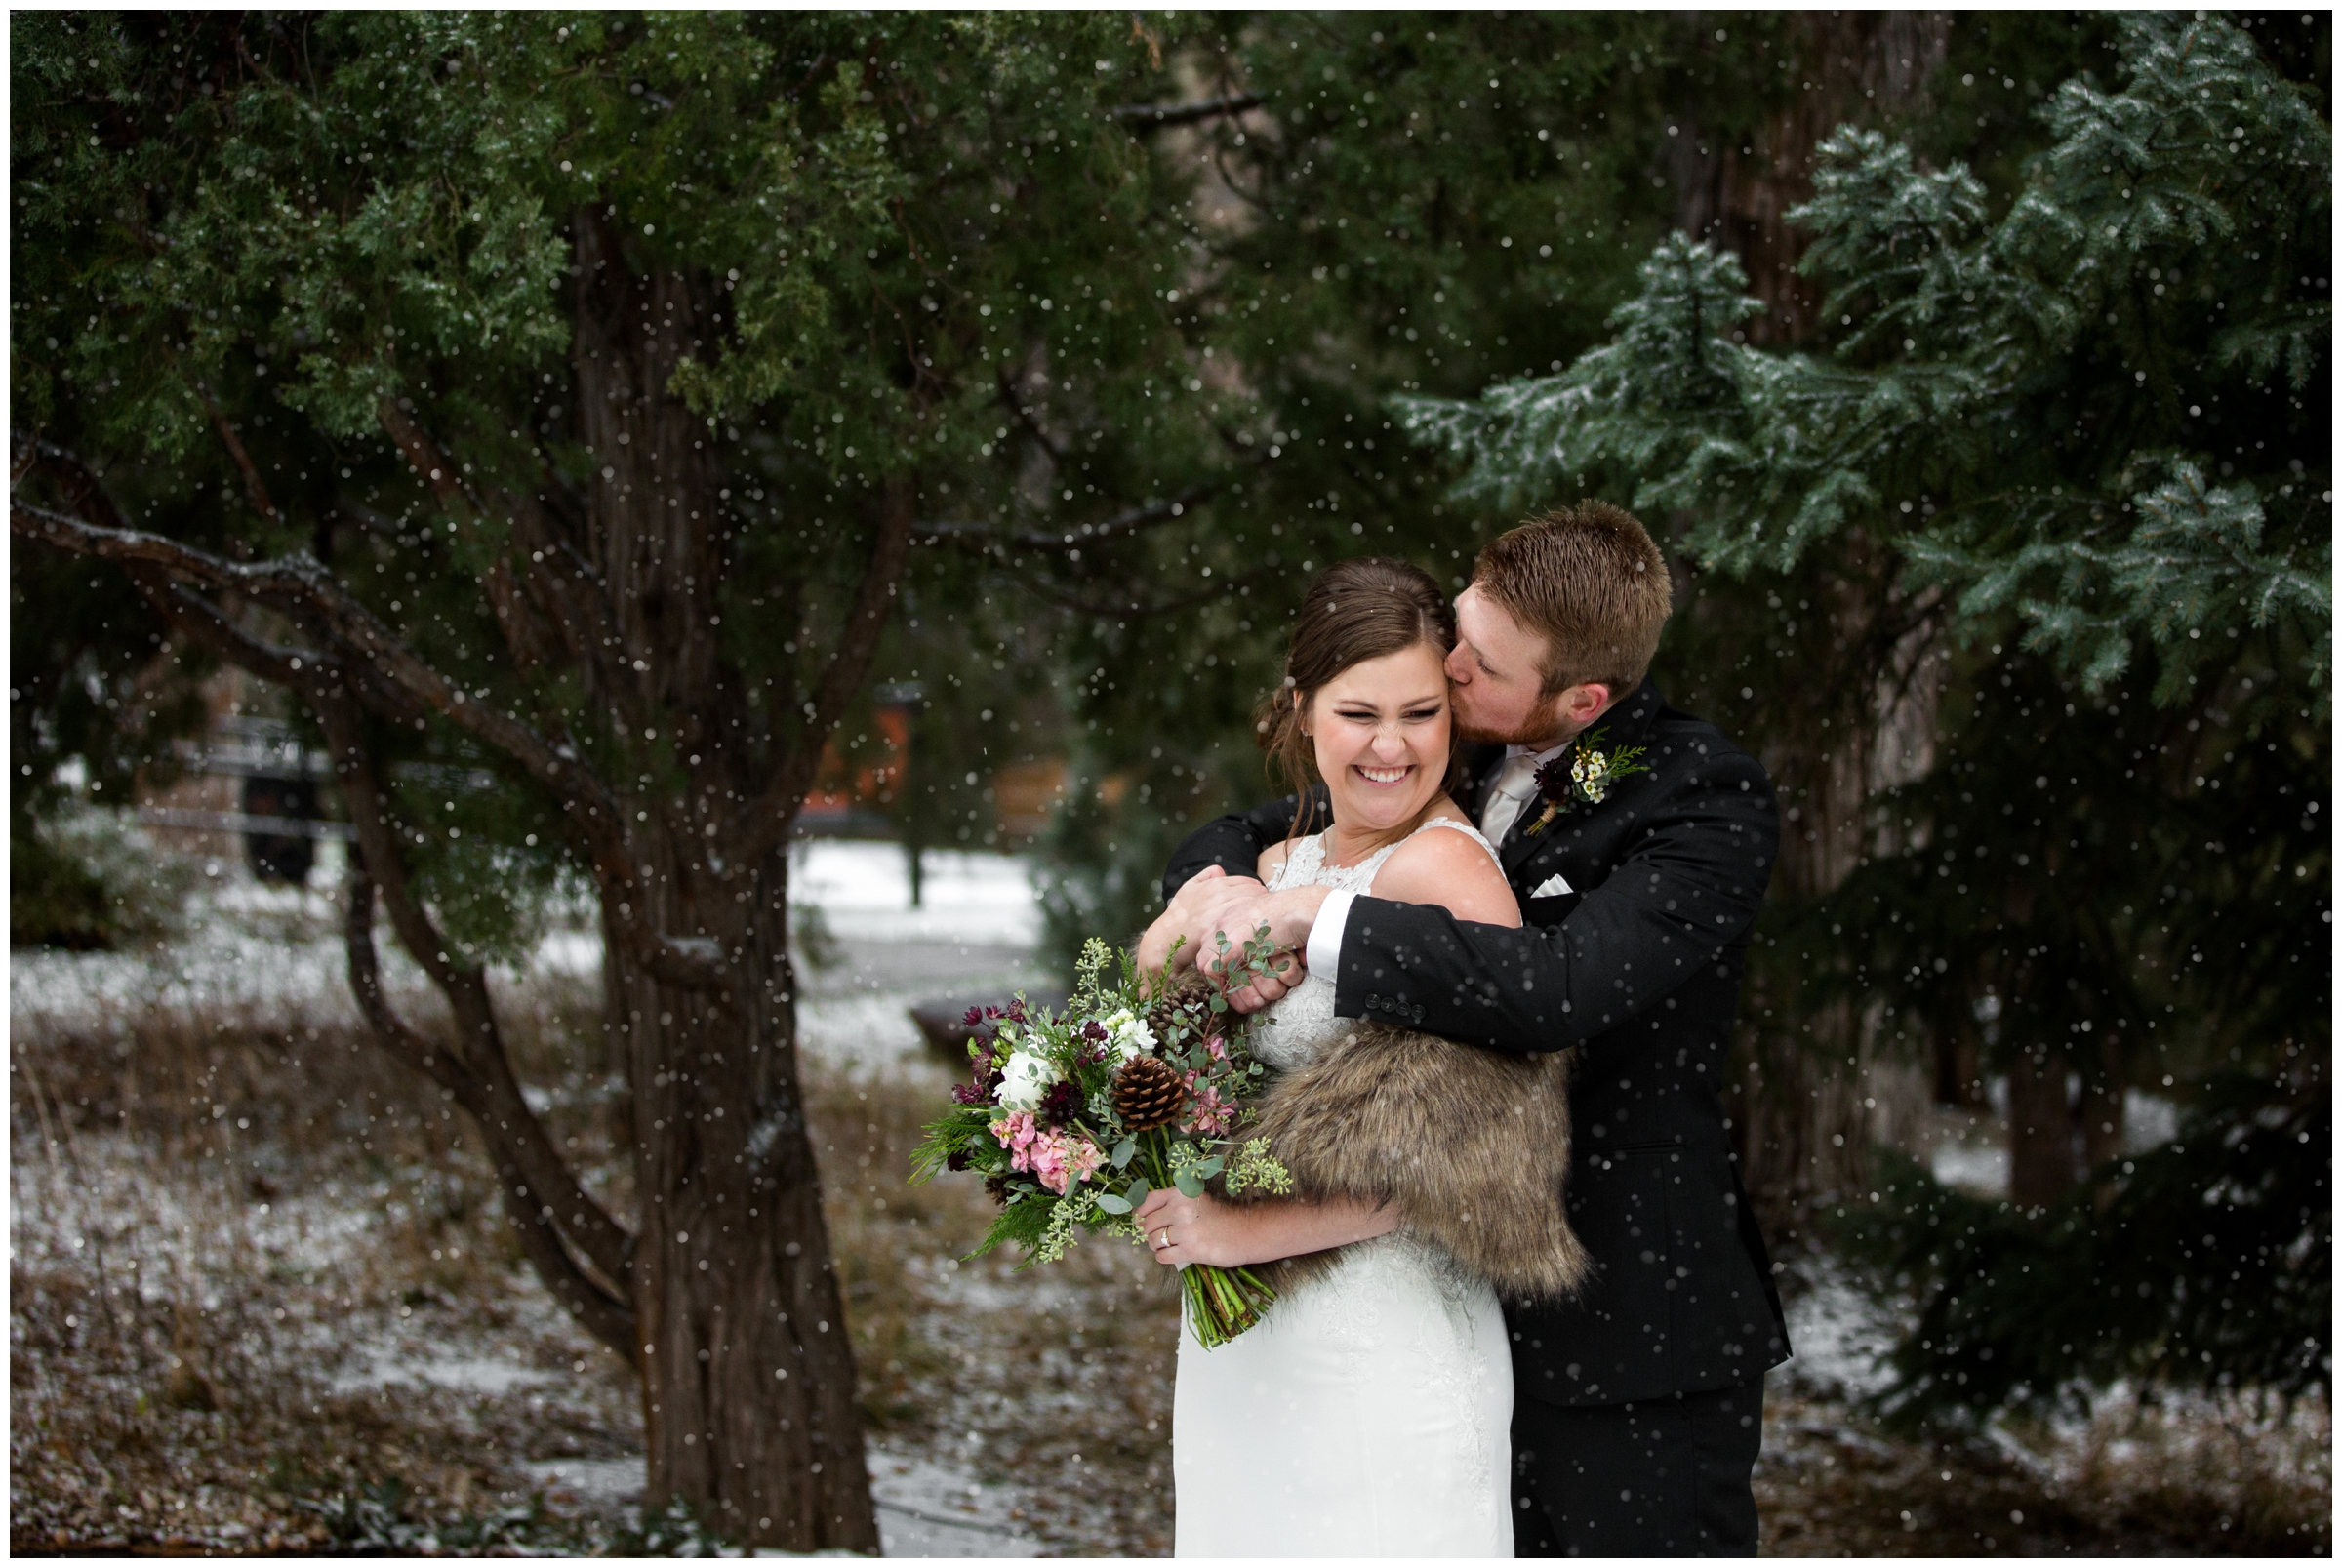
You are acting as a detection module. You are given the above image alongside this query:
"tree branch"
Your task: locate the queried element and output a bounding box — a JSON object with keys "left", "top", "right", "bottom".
{"left": 733, "top": 478, "right": 916, "bottom": 864}
{"left": 198, "top": 383, "right": 282, "bottom": 528}
{"left": 326, "top": 698, "right": 637, "bottom": 1304}
{"left": 11, "top": 477, "right": 725, "bottom": 996}
{"left": 996, "top": 367, "right": 1070, "bottom": 465}
{"left": 1110, "top": 93, "right": 1264, "bottom": 129}
{"left": 912, "top": 482, "right": 1219, "bottom": 554}
{"left": 375, "top": 396, "right": 487, "bottom": 518}
{"left": 343, "top": 865, "right": 639, "bottom": 1358}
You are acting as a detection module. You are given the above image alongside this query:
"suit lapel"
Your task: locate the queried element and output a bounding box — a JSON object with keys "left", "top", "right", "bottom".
{"left": 1499, "top": 799, "right": 1548, "bottom": 879}
{"left": 1496, "top": 679, "right": 1668, "bottom": 884}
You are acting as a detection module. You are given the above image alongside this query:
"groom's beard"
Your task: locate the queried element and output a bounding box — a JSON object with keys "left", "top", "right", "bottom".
{"left": 1453, "top": 708, "right": 1570, "bottom": 749}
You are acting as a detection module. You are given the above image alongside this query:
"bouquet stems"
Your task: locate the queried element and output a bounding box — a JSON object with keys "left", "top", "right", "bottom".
{"left": 1180, "top": 1261, "right": 1278, "bottom": 1349}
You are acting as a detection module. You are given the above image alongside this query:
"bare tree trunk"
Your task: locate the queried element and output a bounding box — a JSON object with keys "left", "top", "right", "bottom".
{"left": 1671, "top": 21, "right": 1957, "bottom": 1229}
{"left": 1932, "top": 975, "right": 1987, "bottom": 1108}
{"left": 1668, "top": 13, "right": 1954, "bottom": 343}
{"left": 608, "top": 842, "right": 873, "bottom": 1545}
{"left": 567, "top": 212, "right": 883, "bottom": 1551}
{"left": 2080, "top": 1034, "right": 2127, "bottom": 1210}
{"left": 1728, "top": 543, "right": 1943, "bottom": 1230}
{"left": 12, "top": 213, "right": 901, "bottom": 1550}
{"left": 2007, "top": 1046, "right": 2078, "bottom": 1210}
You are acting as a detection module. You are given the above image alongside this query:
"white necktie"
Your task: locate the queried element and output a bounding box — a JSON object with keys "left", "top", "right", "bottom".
{"left": 1478, "top": 752, "right": 1542, "bottom": 848}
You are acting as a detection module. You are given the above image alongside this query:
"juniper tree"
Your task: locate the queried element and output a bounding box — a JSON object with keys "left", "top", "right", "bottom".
{"left": 11, "top": 11, "right": 1306, "bottom": 1545}
{"left": 1399, "top": 12, "right": 2328, "bottom": 1405}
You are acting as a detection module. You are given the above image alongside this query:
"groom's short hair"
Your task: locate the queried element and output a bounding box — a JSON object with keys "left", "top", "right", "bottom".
{"left": 1473, "top": 502, "right": 1672, "bottom": 698}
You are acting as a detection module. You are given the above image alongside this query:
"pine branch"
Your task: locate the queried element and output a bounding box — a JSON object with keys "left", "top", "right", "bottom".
{"left": 1109, "top": 93, "right": 1264, "bottom": 130}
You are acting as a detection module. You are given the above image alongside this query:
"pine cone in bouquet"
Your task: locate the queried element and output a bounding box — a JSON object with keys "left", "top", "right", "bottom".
{"left": 1145, "top": 966, "right": 1219, "bottom": 1051}
{"left": 1112, "top": 1054, "right": 1186, "bottom": 1134}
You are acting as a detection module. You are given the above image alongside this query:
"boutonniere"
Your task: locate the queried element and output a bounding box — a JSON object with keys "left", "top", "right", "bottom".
{"left": 1522, "top": 727, "right": 1650, "bottom": 836}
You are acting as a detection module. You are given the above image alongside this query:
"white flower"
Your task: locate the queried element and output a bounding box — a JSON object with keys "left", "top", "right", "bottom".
{"left": 1572, "top": 749, "right": 1611, "bottom": 803}
{"left": 995, "top": 1049, "right": 1058, "bottom": 1112}
{"left": 1110, "top": 1015, "right": 1157, "bottom": 1063}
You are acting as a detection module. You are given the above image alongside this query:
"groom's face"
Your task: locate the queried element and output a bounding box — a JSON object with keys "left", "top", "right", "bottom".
{"left": 1445, "top": 585, "right": 1568, "bottom": 747}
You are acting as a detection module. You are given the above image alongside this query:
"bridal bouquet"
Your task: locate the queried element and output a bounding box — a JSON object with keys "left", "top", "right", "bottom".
{"left": 911, "top": 932, "right": 1293, "bottom": 1347}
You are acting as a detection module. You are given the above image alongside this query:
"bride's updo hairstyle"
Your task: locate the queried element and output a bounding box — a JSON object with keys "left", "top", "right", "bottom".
{"left": 1257, "top": 557, "right": 1460, "bottom": 839}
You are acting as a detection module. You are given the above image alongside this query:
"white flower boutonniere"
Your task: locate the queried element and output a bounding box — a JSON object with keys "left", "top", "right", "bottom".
{"left": 1522, "top": 727, "right": 1651, "bottom": 837}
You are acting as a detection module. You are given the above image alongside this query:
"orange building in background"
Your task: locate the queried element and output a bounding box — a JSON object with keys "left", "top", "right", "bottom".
{"left": 799, "top": 701, "right": 912, "bottom": 835}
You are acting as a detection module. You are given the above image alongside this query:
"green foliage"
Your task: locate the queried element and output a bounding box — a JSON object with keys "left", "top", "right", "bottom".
{"left": 11, "top": 803, "right": 192, "bottom": 951}
{"left": 1396, "top": 11, "right": 2329, "bottom": 1414}
{"left": 1400, "top": 14, "right": 2330, "bottom": 704}
{"left": 1839, "top": 1067, "right": 2328, "bottom": 1423}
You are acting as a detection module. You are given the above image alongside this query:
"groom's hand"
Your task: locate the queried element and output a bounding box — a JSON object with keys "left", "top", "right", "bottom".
{"left": 1138, "top": 864, "right": 1268, "bottom": 975}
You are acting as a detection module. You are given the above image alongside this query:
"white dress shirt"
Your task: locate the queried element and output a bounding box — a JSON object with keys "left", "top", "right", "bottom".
{"left": 1304, "top": 741, "right": 1567, "bottom": 981}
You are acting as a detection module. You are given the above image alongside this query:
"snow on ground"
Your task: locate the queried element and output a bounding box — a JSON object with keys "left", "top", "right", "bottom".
{"left": 9, "top": 842, "right": 1050, "bottom": 1073}
{"left": 11, "top": 841, "right": 1062, "bottom": 1556}
{"left": 1775, "top": 1252, "right": 1905, "bottom": 1402}
{"left": 787, "top": 840, "right": 1043, "bottom": 947}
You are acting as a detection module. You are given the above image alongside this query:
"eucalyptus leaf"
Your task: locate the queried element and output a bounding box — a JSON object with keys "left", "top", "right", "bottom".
{"left": 1094, "top": 1191, "right": 1133, "bottom": 1215}
{"left": 1111, "top": 1137, "right": 1137, "bottom": 1169}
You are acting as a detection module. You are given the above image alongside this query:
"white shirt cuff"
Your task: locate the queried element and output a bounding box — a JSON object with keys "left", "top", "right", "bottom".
{"left": 1305, "top": 888, "right": 1357, "bottom": 981}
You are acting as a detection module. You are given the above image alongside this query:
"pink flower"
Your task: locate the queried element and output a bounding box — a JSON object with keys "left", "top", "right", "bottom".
{"left": 1029, "top": 1136, "right": 1070, "bottom": 1193}
{"left": 1185, "top": 1082, "right": 1237, "bottom": 1137}
{"left": 1205, "top": 1034, "right": 1229, "bottom": 1063}
{"left": 1021, "top": 1129, "right": 1106, "bottom": 1196}
{"left": 990, "top": 1111, "right": 1042, "bottom": 1173}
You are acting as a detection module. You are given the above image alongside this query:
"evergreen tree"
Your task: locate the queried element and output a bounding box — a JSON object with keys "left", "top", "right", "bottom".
{"left": 1399, "top": 12, "right": 2328, "bottom": 1408}
{"left": 9, "top": 11, "right": 1306, "bottom": 1544}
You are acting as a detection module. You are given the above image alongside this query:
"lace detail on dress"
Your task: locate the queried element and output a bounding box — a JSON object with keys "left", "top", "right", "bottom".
{"left": 1256, "top": 816, "right": 1500, "bottom": 1074}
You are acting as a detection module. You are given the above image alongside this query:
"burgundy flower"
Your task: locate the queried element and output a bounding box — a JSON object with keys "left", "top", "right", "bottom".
{"left": 1039, "top": 1079, "right": 1083, "bottom": 1129}
{"left": 1533, "top": 753, "right": 1574, "bottom": 803}
{"left": 962, "top": 1005, "right": 988, "bottom": 1028}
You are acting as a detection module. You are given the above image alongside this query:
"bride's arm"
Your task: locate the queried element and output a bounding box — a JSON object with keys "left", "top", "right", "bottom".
{"left": 1364, "top": 813, "right": 1522, "bottom": 928}
{"left": 1132, "top": 1186, "right": 1396, "bottom": 1270}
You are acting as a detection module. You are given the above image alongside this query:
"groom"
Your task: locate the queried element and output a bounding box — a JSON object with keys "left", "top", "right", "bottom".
{"left": 1157, "top": 503, "right": 1790, "bottom": 1556}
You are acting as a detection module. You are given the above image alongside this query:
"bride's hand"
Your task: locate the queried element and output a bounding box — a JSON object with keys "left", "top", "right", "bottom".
{"left": 1133, "top": 1186, "right": 1254, "bottom": 1270}
{"left": 1135, "top": 1186, "right": 1401, "bottom": 1269}
{"left": 1210, "top": 944, "right": 1304, "bottom": 1014}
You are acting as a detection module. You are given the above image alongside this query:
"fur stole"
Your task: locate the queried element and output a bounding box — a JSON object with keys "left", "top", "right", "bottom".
{"left": 1229, "top": 1019, "right": 1588, "bottom": 1305}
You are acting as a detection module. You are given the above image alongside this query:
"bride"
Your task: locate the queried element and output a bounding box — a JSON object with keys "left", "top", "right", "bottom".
{"left": 1132, "top": 558, "right": 1533, "bottom": 1558}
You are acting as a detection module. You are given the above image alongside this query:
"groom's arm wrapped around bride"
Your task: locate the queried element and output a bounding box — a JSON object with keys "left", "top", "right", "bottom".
{"left": 1163, "top": 678, "right": 1792, "bottom": 1407}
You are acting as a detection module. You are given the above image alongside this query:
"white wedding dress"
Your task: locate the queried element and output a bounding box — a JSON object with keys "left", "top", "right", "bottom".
{"left": 1173, "top": 818, "right": 1514, "bottom": 1558}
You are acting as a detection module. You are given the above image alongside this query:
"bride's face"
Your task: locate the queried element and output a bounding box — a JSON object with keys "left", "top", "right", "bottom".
{"left": 1303, "top": 640, "right": 1453, "bottom": 837}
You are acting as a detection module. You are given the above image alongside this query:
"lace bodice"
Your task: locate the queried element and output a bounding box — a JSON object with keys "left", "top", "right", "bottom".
{"left": 1253, "top": 816, "right": 1499, "bottom": 1072}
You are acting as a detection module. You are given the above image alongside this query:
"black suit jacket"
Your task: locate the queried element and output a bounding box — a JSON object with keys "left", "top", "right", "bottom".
{"left": 1163, "top": 678, "right": 1791, "bottom": 1406}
